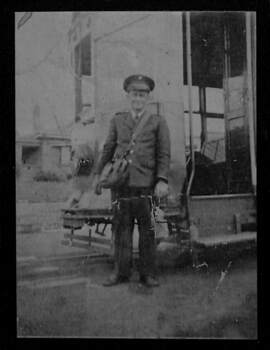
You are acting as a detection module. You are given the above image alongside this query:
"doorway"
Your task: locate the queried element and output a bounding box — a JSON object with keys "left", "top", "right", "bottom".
{"left": 183, "top": 12, "right": 254, "bottom": 195}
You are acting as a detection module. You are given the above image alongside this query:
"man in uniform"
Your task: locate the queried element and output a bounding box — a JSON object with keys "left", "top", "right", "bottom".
{"left": 93, "top": 74, "right": 171, "bottom": 287}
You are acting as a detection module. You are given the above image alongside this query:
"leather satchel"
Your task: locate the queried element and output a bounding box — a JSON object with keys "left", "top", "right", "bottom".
{"left": 99, "top": 111, "right": 152, "bottom": 189}
{"left": 99, "top": 156, "right": 129, "bottom": 189}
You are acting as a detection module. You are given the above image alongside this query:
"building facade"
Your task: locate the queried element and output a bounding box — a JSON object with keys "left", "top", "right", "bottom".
{"left": 16, "top": 132, "right": 72, "bottom": 178}
{"left": 68, "top": 12, "right": 186, "bottom": 204}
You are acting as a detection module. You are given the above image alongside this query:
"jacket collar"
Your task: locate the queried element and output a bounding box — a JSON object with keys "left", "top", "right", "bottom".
{"left": 126, "top": 109, "right": 148, "bottom": 129}
{"left": 130, "top": 109, "right": 145, "bottom": 120}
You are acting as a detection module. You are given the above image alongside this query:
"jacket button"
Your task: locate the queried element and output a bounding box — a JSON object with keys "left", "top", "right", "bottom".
{"left": 130, "top": 150, "right": 134, "bottom": 154}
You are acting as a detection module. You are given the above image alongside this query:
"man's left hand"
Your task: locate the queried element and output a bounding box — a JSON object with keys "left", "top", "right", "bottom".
{"left": 154, "top": 180, "right": 169, "bottom": 199}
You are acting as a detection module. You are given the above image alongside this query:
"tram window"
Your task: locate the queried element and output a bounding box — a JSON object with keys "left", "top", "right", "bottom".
{"left": 226, "top": 13, "right": 246, "bottom": 77}
{"left": 207, "top": 118, "right": 225, "bottom": 141}
{"left": 205, "top": 87, "right": 224, "bottom": 114}
{"left": 203, "top": 138, "right": 225, "bottom": 164}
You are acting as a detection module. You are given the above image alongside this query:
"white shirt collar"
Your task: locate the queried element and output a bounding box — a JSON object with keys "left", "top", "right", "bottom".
{"left": 131, "top": 109, "right": 145, "bottom": 119}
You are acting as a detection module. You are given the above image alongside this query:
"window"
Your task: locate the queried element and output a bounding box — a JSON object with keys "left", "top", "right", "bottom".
{"left": 81, "top": 34, "right": 91, "bottom": 76}
{"left": 74, "top": 34, "right": 92, "bottom": 116}
{"left": 22, "top": 146, "right": 40, "bottom": 166}
{"left": 74, "top": 34, "right": 91, "bottom": 77}
{"left": 61, "top": 146, "right": 71, "bottom": 165}
{"left": 207, "top": 118, "right": 225, "bottom": 141}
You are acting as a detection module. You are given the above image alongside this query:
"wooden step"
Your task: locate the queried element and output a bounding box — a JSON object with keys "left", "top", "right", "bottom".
{"left": 64, "top": 232, "right": 111, "bottom": 246}
{"left": 193, "top": 231, "right": 256, "bottom": 247}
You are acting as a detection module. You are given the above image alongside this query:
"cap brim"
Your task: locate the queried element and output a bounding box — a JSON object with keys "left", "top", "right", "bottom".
{"left": 127, "top": 82, "right": 150, "bottom": 92}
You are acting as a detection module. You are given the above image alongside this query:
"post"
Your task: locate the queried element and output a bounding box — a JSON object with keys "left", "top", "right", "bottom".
{"left": 223, "top": 19, "right": 231, "bottom": 193}
{"left": 199, "top": 86, "right": 207, "bottom": 148}
{"left": 246, "top": 12, "right": 256, "bottom": 194}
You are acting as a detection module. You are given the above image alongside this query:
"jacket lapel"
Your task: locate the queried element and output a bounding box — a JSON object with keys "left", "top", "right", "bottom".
{"left": 124, "top": 111, "right": 136, "bottom": 131}
{"left": 126, "top": 109, "right": 152, "bottom": 133}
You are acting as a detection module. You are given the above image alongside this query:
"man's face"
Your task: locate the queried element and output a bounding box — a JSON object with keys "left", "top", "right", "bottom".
{"left": 127, "top": 89, "right": 150, "bottom": 112}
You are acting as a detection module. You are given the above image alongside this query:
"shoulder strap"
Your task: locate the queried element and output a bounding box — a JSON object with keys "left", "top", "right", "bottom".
{"left": 121, "top": 110, "right": 152, "bottom": 157}
{"left": 131, "top": 110, "right": 152, "bottom": 142}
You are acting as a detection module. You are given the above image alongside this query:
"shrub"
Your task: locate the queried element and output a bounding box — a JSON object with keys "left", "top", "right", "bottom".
{"left": 33, "top": 170, "right": 64, "bottom": 182}
{"left": 66, "top": 173, "right": 73, "bottom": 180}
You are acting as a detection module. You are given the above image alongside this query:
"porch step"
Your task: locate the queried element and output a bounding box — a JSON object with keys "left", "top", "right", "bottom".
{"left": 193, "top": 231, "right": 256, "bottom": 247}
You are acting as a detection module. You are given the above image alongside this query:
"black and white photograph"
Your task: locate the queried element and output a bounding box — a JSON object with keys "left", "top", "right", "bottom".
{"left": 15, "top": 11, "right": 257, "bottom": 338}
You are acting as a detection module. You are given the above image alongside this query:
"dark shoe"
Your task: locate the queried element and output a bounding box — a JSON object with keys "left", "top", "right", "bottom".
{"left": 103, "top": 274, "right": 129, "bottom": 287}
{"left": 140, "top": 275, "right": 160, "bottom": 287}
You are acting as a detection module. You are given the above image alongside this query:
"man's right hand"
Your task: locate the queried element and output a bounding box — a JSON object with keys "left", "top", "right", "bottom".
{"left": 92, "top": 175, "right": 102, "bottom": 195}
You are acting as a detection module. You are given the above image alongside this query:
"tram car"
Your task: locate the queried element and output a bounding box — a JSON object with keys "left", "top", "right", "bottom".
{"left": 62, "top": 12, "right": 256, "bottom": 260}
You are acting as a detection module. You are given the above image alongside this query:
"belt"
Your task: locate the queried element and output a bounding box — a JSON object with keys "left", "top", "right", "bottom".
{"left": 112, "top": 195, "right": 159, "bottom": 214}
{"left": 115, "top": 195, "right": 152, "bottom": 202}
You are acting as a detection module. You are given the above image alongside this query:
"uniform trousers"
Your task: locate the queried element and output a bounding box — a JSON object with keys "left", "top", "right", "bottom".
{"left": 112, "top": 187, "right": 156, "bottom": 278}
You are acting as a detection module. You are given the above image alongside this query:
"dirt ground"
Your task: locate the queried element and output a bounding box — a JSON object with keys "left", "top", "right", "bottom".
{"left": 16, "top": 179, "right": 71, "bottom": 232}
{"left": 17, "top": 250, "right": 257, "bottom": 338}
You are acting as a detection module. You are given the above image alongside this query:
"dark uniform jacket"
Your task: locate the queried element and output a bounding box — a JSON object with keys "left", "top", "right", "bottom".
{"left": 95, "top": 109, "right": 171, "bottom": 188}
